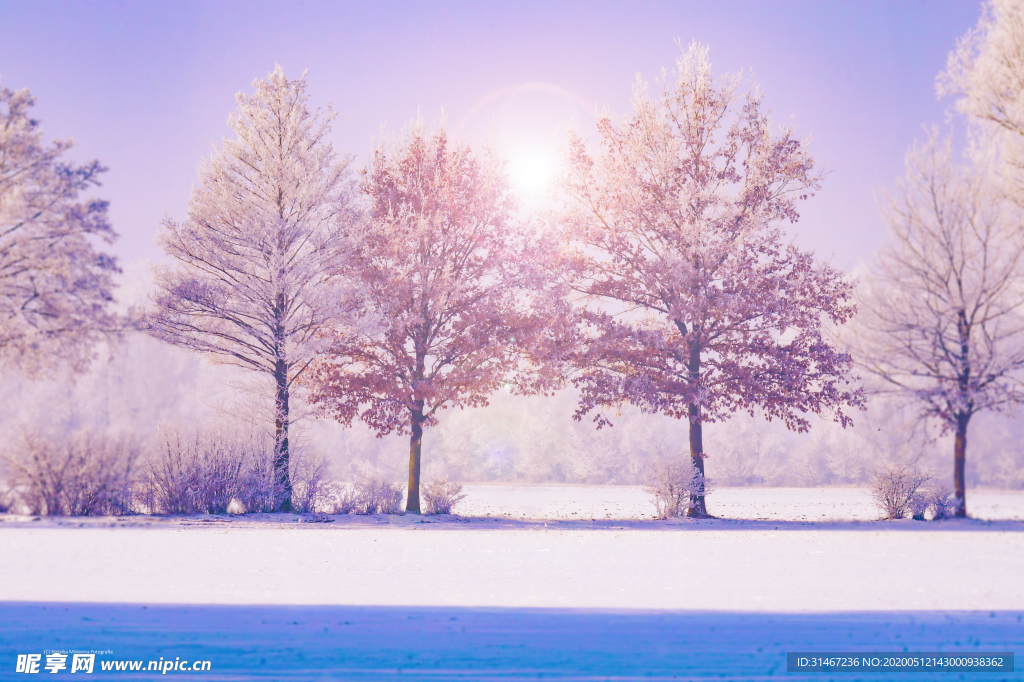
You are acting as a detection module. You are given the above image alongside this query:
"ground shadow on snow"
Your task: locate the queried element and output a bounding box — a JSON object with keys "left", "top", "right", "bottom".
{"left": 0, "top": 603, "right": 1019, "bottom": 681}
{"left": 3, "top": 512, "right": 1021, "bottom": 533}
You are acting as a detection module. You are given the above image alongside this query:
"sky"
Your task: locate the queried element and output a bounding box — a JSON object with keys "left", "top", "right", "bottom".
{"left": 0, "top": 0, "right": 982, "bottom": 281}
{"left": 1, "top": 0, "right": 1017, "bottom": 491}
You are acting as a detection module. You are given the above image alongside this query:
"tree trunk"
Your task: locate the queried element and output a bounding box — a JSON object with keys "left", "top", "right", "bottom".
{"left": 406, "top": 402, "right": 425, "bottom": 514}
{"left": 684, "top": 342, "right": 709, "bottom": 518}
{"left": 274, "top": 358, "right": 292, "bottom": 512}
{"left": 686, "top": 404, "right": 709, "bottom": 517}
{"left": 953, "top": 411, "right": 970, "bottom": 518}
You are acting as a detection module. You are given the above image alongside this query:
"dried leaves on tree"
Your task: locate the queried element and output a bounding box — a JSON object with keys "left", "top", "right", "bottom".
{"left": 308, "top": 124, "right": 562, "bottom": 513}
{"left": 552, "top": 44, "right": 862, "bottom": 516}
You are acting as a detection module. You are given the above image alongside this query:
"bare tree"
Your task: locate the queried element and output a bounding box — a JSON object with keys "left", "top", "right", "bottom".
{"left": 147, "top": 67, "right": 356, "bottom": 510}
{"left": 854, "top": 133, "right": 1024, "bottom": 517}
{"left": 0, "top": 84, "right": 122, "bottom": 376}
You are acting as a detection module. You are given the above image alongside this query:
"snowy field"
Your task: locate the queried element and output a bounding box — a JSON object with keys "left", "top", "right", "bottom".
{"left": 454, "top": 484, "right": 1024, "bottom": 522}
{"left": 2, "top": 486, "right": 1022, "bottom": 680}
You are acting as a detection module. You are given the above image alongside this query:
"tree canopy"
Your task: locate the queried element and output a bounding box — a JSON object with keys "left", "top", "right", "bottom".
{"left": 0, "top": 85, "right": 122, "bottom": 376}
{"left": 553, "top": 44, "right": 863, "bottom": 515}
{"left": 148, "top": 67, "right": 357, "bottom": 510}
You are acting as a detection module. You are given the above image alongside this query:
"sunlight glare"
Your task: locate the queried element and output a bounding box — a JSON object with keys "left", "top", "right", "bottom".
{"left": 508, "top": 149, "right": 558, "bottom": 198}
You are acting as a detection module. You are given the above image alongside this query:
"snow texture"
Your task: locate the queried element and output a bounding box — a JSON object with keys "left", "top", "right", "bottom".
{"left": 1, "top": 486, "right": 1022, "bottom": 679}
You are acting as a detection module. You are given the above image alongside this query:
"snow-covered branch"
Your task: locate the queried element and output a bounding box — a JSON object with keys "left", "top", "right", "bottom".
{"left": 147, "top": 67, "right": 359, "bottom": 510}
{"left": 0, "top": 85, "right": 124, "bottom": 376}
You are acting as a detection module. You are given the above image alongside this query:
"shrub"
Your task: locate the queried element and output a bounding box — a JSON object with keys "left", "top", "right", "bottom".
{"left": 318, "top": 482, "right": 361, "bottom": 514}
{"left": 871, "top": 465, "right": 931, "bottom": 520}
{"left": 908, "top": 490, "right": 930, "bottom": 520}
{"left": 355, "top": 479, "right": 404, "bottom": 514}
{"left": 422, "top": 477, "right": 466, "bottom": 515}
{"left": 2, "top": 431, "right": 141, "bottom": 516}
{"left": 143, "top": 427, "right": 332, "bottom": 515}
{"left": 145, "top": 428, "right": 288, "bottom": 514}
{"left": 146, "top": 430, "right": 242, "bottom": 514}
{"left": 294, "top": 479, "right": 406, "bottom": 515}
{"left": 644, "top": 455, "right": 709, "bottom": 519}
{"left": 927, "top": 486, "right": 959, "bottom": 519}
{"left": 233, "top": 442, "right": 278, "bottom": 514}
{"left": 290, "top": 451, "right": 329, "bottom": 514}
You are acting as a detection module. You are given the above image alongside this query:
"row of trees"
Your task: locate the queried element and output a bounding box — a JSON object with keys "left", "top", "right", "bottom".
{"left": 3, "top": 4, "right": 1021, "bottom": 518}
{"left": 145, "top": 53, "right": 861, "bottom": 516}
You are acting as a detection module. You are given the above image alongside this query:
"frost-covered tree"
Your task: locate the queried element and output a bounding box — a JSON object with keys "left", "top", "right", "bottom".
{"left": 553, "top": 44, "right": 862, "bottom": 517}
{"left": 308, "top": 124, "right": 559, "bottom": 513}
{"left": 940, "top": 0, "right": 1024, "bottom": 135}
{"left": 853, "top": 134, "right": 1024, "bottom": 517}
{"left": 148, "top": 68, "right": 356, "bottom": 510}
{"left": 0, "top": 85, "right": 121, "bottom": 375}
{"left": 939, "top": 0, "right": 1024, "bottom": 186}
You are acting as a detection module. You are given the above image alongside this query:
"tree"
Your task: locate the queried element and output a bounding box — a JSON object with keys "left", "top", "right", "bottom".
{"left": 853, "top": 133, "right": 1024, "bottom": 517}
{"left": 147, "top": 68, "right": 355, "bottom": 511}
{"left": 0, "top": 84, "right": 121, "bottom": 375}
{"left": 939, "top": 0, "right": 1024, "bottom": 188}
{"left": 308, "top": 124, "right": 558, "bottom": 513}
{"left": 553, "top": 44, "right": 862, "bottom": 517}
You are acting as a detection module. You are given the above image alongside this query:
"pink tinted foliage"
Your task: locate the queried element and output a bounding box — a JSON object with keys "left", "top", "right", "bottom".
{"left": 554, "top": 43, "right": 863, "bottom": 436}
{"left": 308, "top": 124, "right": 564, "bottom": 510}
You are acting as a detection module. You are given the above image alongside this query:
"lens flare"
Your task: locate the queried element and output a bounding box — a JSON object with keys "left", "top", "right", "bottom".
{"left": 507, "top": 149, "right": 557, "bottom": 198}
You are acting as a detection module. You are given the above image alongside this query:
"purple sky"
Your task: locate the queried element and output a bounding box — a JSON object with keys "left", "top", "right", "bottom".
{"left": 0, "top": 0, "right": 981, "bottom": 275}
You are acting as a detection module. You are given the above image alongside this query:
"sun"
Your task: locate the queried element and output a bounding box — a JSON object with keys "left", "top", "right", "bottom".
{"left": 507, "top": 148, "right": 558, "bottom": 198}
{"left": 455, "top": 81, "right": 597, "bottom": 205}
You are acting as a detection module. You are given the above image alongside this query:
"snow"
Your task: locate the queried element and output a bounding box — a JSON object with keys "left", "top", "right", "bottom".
{"left": 1, "top": 486, "right": 1022, "bottom": 680}
{"left": 456, "top": 484, "right": 1024, "bottom": 521}
{"left": 1, "top": 605, "right": 1020, "bottom": 681}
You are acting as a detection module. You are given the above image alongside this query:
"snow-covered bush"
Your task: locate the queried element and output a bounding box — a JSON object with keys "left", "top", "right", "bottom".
{"left": 0, "top": 482, "right": 12, "bottom": 513}
{"left": 145, "top": 430, "right": 245, "bottom": 514}
{"left": 644, "top": 455, "right": 708, "bottom": 519}
{"left": 927, "top": 486, "right": 959, "bottom": 519}
{"left": 908, "top": 490, "right": 930, "bottom": 520}
{"left": 142, "top": 427, "right": 332, "bottom": 515}
{"left": 290, "top": 453, "right": 330, "bottom": 514}
{"left": 317, "top": 482, "right": 361, "bottom": 514}
{"left": 2, "top": 431, "right": 141, "bottom": 516}
{"left": 871, "top": 465, "right": 931, "bottom": 519}
{"left": 422, "top": 477, "right": 466, "bottom": 515}
{"left": 355, "top": 479, "right": 404, "bottom": 514}
{"left": 232, "top": 445, "right": 278, "bottom": 515}
{"left": 145, "top": 428, "right": 291, "bottom": 514}
{"left": 0, "top": 468, "right": 14, "bottom": 513}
